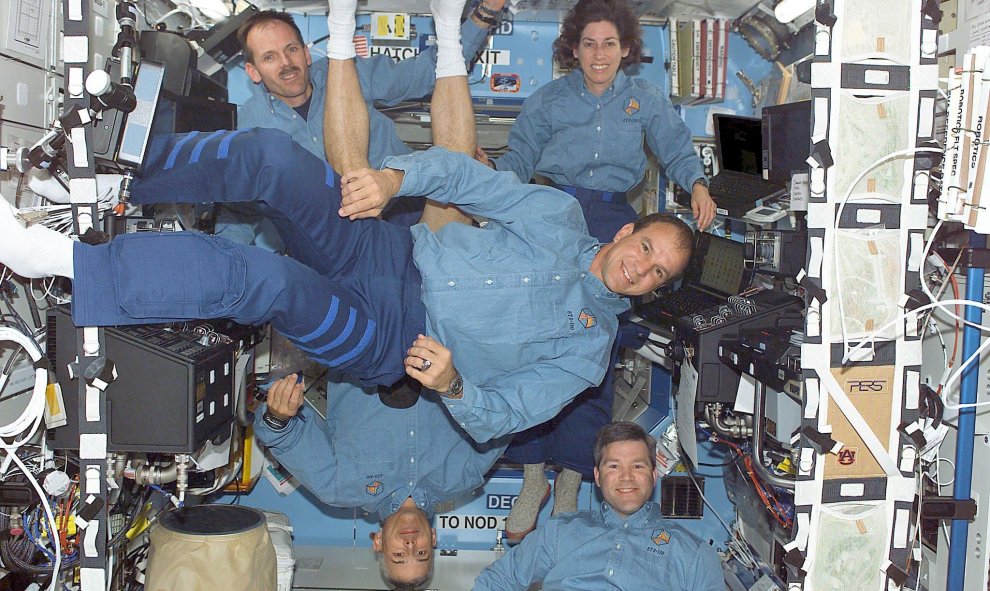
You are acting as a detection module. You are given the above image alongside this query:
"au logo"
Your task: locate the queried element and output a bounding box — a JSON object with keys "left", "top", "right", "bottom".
{"left": 651, "top": 529, "right": 671, "bottom": 545}
{"left": 578, "top": 308, "right": 597, "bottom": 329}
{"left": 366, "top": 480, "right": 383, "bottom": 496}
{"left": 625, "top": 96, "right": 640, "bottom": 116}
{"left": 836, "top": 448, "right": 857, "bottom": 466}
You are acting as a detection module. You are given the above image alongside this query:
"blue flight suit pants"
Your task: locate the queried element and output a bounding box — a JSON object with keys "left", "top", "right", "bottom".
{"left": 71, "top": 128, "right": 426, "bottom": 388}
{"left": 503, "top": 189, "right": 643, "bottom": 478}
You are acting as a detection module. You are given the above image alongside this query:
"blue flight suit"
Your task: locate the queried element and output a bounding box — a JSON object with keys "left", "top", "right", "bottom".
{"left": 70, "top": 128, "right": 629, "bottom": 443}
{"left": 253, "top": 377, "right": 507, "bottom": 519}
{"left": 216, "top": 20, "right": 493, "bottom": 247}
{"left": 493, "top": 69, "right": 705, "bottom": 476}
{"left": 472, "top": 501, "right": 724, "bottom": 591}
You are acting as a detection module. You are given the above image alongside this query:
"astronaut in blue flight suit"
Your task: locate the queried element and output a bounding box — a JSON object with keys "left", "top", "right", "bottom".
{"left": 472, "top": 422, "right": 724, "bottom": 591}
{"left": 476, "top": 0, "right": 716, "bottom": 539}
{"left": 216, "top": 5, "right": 505, "bottom": 247}
{"left": 41, "top": 125, "right": 686, "bottom": 443}
{"left": 256, "top": 373, "right": 507, "bottom": 587}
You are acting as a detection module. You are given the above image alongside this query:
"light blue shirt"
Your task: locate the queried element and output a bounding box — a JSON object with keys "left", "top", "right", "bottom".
{"left": 384, "top": 148, "right": 631, "bottom": 443}
{"left": 219, "top": 20, "right": 491, "bottom": 247}
{"left": 493, "top": 69, "right": 705, "bottom": 193}
{"left": 473, "top": 501, "right": 724, "bottom": 591}
{"left": 254, "top": 380, "right": 507, "bottom": 520}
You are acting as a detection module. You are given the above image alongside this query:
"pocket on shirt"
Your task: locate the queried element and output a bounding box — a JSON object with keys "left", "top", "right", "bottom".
{"left": 337, "top": 427, "right": 397, "bottom": 478}
{"left": 431, "top": 286, "right": 565, "bottom": 345}
{"left": 513, "top": 287, "right": 565, "bottom": 343}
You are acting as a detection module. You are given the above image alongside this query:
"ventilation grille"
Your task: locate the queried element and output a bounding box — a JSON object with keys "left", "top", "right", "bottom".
{"left": 660, "top": 475, "right": 704, "bottom": 519}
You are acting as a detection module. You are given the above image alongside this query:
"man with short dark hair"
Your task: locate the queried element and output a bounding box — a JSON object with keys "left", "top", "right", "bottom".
{"left": 472, "top": 421, "right": 724, "bottom": 590}
{"left": 258, "top": 372, "right": 505, "bottom": 589}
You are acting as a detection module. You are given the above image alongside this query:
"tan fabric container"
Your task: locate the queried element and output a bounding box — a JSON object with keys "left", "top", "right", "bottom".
{"left": 146, "top": 505, "right": 277, "bottom": 591}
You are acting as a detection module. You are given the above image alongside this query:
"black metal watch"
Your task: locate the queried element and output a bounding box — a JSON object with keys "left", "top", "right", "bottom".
{"left": 693, "top": 177, "right": 710, "bottom": 189}
{"left": 262, "top": 410, "right": 291, "bottom": 432}
{"left": 441, "top": 372, "right": 464, "bottom": 399}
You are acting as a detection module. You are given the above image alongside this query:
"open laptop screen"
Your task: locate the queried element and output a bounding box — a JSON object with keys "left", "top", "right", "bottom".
{"left": 714, "top": 114, "right": 763, "bottom": 176}
{"left": 694, "top": 233, "right": 747, "bottom": 296}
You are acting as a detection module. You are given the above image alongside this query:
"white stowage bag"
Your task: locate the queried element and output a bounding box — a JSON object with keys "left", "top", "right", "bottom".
{"left": 834, "top": 92, "right": 911, "bottom": 200}
{"left": 807, "top": 501, "right": 888, "bottom": 591}
{"left": 145, "top": 505, "right": 277, "bottom": 591}
{"left": 838, "top": 0, "right": 913, "bottom": 64}
{"left": 263, "top": 511, "right": 296, "bottom": 591}
{"left": 831, "top": 228, "right": 902, "bottom": 342}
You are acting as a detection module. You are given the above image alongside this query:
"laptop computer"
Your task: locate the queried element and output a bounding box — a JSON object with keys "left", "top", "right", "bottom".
{"left": 636, "top": 232, "right": 749, "bottom": 331}
{"left": 674, "top": 115, "right": 788, "bottom": 218}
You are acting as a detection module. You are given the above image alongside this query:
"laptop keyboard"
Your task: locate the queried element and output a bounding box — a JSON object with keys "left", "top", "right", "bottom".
{"left": 709, "top": 171, "right": 781, "bottom": 202}
{"left": 641, "top": 289, "right": 717, "bottom": 323}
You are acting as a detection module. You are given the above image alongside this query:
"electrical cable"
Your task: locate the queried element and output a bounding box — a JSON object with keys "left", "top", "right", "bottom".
{"left": 918, "top": 220, "right": 982, "bottom": 335}
{"left": 712, "top": 435, "right": 792, "bottom": 527}
{"left": 831, "top": 146, "right": 946, "bottom": 360}
{"left": 0, "top": 326, "right": 61, "bottom": 588}
{"left": 838, "top": 299, "right": 990, "bottom": 410}
{"left": 681, "top": 455, "right": 760, "bottom": 571}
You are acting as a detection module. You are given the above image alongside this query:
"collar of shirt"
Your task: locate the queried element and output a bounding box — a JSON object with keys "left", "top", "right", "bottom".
{"left": 580, "top": 244, "right": 631, "bottom": 314}
{"left": 568, "top": 69, "right": 631, "bottom": 102}
{"left": 373, "top": 486, "right": 439, "bottom": 522}
{"left": 600, "top": 500, "right": 659, "bottom": 528}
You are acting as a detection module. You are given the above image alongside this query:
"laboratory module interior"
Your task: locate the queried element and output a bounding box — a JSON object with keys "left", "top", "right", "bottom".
{"left": 0, "top": 0, "right": 988, "bottom": 589}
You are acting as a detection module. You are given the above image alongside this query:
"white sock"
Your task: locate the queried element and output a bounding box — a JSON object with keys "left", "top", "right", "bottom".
{"left": 28, "top": 172, "right": 122, "bottom": 205}
{"left": 431, "top": 0, "right": 468, "bottom": 78}
{"left": 0, "top": 202, "right": 74, "bottom": 279}
{"left": 326, "top": 0, "right": 357, "bottom": 60}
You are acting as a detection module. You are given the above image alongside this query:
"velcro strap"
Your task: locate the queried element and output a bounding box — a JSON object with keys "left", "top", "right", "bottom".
{"left": 84, "top": 358, "right": 117, "bottom": 391}
{"left": 802, "top": 426, "right": 842, "bottom": 454}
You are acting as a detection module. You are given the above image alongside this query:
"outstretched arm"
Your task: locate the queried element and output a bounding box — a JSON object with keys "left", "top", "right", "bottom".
{"left": 383, "top": 147, "right": 581, "bottom": 227}
{"left": 473, "top": 519, "right": 558, "bottom": 590}
{"left": 254, "top": 377, "right": 345, "bottom": 506}
{"left": 642, "top": 87, "right": 715, "bottom": 229}
{"left": 440, "top": 354, "right": 604, "bottom": 443}
{"left": 490, "top": 91, "right": 552, "bottom": 183}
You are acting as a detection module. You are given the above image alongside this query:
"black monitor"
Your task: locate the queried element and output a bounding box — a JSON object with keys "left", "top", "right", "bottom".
{"left": 761, "top": 100, "right": 812, "bottom": 182}
{"left": 713, "top": 114, "right": 763, "bottom": 176}
{"left": 151, "top": 91, "right": 237, "bottom": 135}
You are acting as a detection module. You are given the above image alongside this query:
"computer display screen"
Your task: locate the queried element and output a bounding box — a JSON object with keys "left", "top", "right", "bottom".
{"left": 151, "top": 92, "right": 237, "bottom": 137}
{"left": 696, "top": 234, "right": 747, "bottom": 296}
{"left": 761, "top": 100, "right": 812, "bottom": 182}
{"left": 714, "top": 115, "right": 763, "bottom": 176}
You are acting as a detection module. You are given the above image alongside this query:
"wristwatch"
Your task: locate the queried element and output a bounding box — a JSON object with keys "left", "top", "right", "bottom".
{"left": 693, "top": 177, "right": 710, "bottom": 189}
{"left": 473, "top": 2, "right": 500, "bottom": 27}
{"left": 441, "top": 371, "right": 464, "bottom": 399}
{"left": 263, "top": 410, "right": 291, "bottom": 432}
